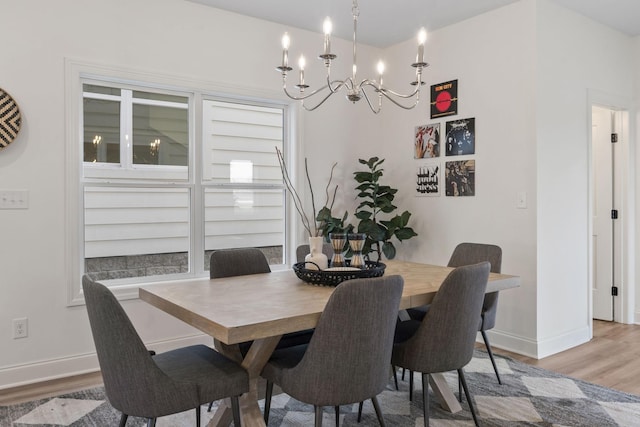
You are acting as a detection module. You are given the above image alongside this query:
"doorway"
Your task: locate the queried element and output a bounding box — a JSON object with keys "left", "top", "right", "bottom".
{"left": 589, "top": 102, "right": 631, "bottom": 324}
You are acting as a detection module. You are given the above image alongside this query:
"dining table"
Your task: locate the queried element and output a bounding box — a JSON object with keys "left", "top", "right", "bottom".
{"left": 139, "top": 259, "right": 520, "bottom": 427}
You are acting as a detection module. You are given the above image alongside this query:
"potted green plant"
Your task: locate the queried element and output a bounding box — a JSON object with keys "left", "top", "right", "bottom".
{"left": 352, "top": 157, "right": 417, "bottom": 261}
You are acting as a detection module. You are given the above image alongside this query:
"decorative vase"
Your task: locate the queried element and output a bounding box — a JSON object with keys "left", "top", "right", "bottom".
{"left": 305, "top": 236, "right": 328, "bottom": 270}
{"left": 348, "top": 233, "right": 367, "bottom": 269}
{"left": 329, "top": 233, "right": 347, "bottom": 267}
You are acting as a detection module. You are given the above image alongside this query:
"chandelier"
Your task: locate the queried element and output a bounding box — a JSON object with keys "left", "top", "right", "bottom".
{"left": 276, "top": 0, "right": 428, "bottom": 113}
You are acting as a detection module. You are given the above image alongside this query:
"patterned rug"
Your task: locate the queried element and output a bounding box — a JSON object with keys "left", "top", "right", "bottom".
{"left": 2, "top": 350, "right": 640, "bottom": 426}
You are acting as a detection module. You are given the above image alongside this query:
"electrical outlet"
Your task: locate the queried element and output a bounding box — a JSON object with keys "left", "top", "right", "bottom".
{"left": 13, "top": 318, "right": 28, "bottom": 339}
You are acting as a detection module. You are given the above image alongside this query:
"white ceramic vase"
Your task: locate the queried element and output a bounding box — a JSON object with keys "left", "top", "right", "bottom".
{"left": 304, "top": 236, "right": 328, "bottom": 270}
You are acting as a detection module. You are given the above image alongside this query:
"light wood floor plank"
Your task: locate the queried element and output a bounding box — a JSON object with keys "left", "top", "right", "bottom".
{"left": 493, "top": 320, "right": 640, "bottom": 395}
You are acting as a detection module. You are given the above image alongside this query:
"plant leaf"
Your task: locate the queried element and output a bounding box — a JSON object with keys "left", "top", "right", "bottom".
{"left": 382, "top": 241, "right": 396, "bottom": 259}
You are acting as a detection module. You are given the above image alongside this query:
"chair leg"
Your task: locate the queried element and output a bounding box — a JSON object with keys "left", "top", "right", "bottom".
{"left": 409, "top": 370, "right": 414, "bottom": 401}
{"left": 371, "top": 396, "right": 386, "bottom": 427}
{"left": 392, "top": 365, "right": 399, "bottom": 390}
{"left": 357, "top": 401, "right": 363, "bottom": 422}
{"left": 458, "top": 369, "right": 480, "bottom": 427}
{"left": 196, "top": 406, "right": 201, "bottom": 427}
{"left": 231, "top": 396, "right": 242, "bottom": 427}
{"left": 119, "top": 414, "right": 128, "bottom": 427}
{"left": 458, "top": 374, "right": 462, "bottom": 402}
{"left": 207, "top": 401, "right": 214, "bottom": 412}
{"left": 314, "top": 405, "right": 323, "bottom": 427}
{"left": 481, "top": 330, "right": 502, "bottom": 384}
{"left": 146, "top": 418, "right": 156, "bottom": 427}
{"left": 402, "top": 368, "right": 406, "bottom": 381}
{"left": 335, "top": 406, "right": 339, "bottom": 426}
{"left": 422, "top": 373, "right": 430, "bottom": 427}
{"left": 264, "top": 380, "right": 274, "bottom": 424}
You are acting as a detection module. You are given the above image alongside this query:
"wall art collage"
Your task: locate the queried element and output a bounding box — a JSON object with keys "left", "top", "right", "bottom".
{"left": 414, "top": 79, "right": 476, "bottom": 197}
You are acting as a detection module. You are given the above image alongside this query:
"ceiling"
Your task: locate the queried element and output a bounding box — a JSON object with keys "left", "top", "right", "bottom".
{"left": 187, "top": 0, "right": 640, "bottom": 48}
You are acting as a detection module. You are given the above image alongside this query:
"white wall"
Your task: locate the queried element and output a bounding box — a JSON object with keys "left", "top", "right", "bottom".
{"left": 535, "top": 0, "right": 635, "bottom": 356}
{"left": 369, "top": 0, "right": 539, "bottom": 355}
{"left": 1, "top": 0, "right": 639, "bottom": 388}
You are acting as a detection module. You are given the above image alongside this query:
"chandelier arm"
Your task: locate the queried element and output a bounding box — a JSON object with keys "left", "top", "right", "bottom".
{"left": 301, "top": 91, "right": 339, "bottom": 111}
{"left": 326, "top": 76, "right": 353, "bottom": 94}
{"left": 380, "top": 88, "right": 421, "bottom": 110}
{"left": 282, "top": 81, "right": 334, "bottom": 101}
{"left": 359, "top": 88, "right": 382, "bottom": 114}
{"left": 361, "top": 84, "right": 421, "bottom": 110}
{"left": 302, "top": 77, "right": 358, "bottom": 111}
{"left": 361, "top": 79, "right": 421, "bottom": 100}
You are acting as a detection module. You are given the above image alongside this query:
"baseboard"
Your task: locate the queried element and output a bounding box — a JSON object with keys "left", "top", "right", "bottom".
{"left": 479, "top": 329, "right": 539, "bottom": 359}
{"left": 0, "top": 334, "right": 211, "bottom": 391}
{"left": 481, "top": 324, "right": 591, "bottom": 360}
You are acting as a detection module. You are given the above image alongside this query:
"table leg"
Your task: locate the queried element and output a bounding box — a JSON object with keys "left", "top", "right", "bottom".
{"left": 429, "top": 373, "right": 462, "bottom": 413}
{"left": 208, "top": 336, "right": 282, "bottom": 427}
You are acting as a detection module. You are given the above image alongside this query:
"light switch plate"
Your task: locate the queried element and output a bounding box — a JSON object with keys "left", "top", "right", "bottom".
{"left": 0, "top": 190, "right": 29, "bottom": 209}
{"left": 516, "top": 191, "right": 527, "bottom": 209}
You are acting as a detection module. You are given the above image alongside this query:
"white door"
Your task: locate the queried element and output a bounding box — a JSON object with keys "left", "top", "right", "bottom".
{"left": 591, "top": 106, "right": 619, "bottom": 321}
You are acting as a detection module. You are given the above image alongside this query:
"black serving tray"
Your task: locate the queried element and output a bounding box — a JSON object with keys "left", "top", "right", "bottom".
{"left": 293, "top": 261, "right": 386, "bottom": 287}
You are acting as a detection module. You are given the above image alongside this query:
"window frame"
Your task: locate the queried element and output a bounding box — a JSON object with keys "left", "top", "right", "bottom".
{"left": 65, "top": 59, "right": 297, "bottom": 305}
{"left": 82, "top": 80, "right": 191, "bottom": 181}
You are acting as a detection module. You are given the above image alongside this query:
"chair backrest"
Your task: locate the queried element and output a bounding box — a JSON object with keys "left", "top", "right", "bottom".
{"left": 295, "top": 243, "right": 333, "bottom": 263}
{"left": 281, "top": 275, "right": 404, "bottom": 406}
{"left": 210, "top": 248, "right": 271, "bottom": 279}
{"left": 447, "top": 242, "right": 502, "bottom": 327}
{"left": 395, "top": 262, "right": 490, "bottom": 374}
{"left": 448, "top": 242, "right": 502, "bottom": 273}
{"left": 82, "top": 276, "right": 198, "bottom": 416}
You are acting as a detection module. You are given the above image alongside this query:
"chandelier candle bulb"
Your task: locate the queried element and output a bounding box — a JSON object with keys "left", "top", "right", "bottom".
{"left": 377, "top": 61, "right": 385, "bottom": 89}
{"left": 323, "top": 17, "right": 332, "bottom": 55}
{"left": 417, "top": 28, "right": 427, "bottom": 65}
{"left": 281, "top": 33, "right": 290, "bottom": 68}
{"left": 298, "top": 56, "right": 306, "bottom": 86}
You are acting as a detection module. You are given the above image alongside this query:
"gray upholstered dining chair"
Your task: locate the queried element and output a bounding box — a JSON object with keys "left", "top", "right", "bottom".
{"left": 393, "top": 262, "right": 490, "bottom": 427}
{"left": 406, "top": 242, "right": 503, "bottom": 384}
{"left": 82, "top": 275, "right": 248, "bottom": 427}
{"left": 261, "top": 275, "right": 404, "bottom": 427}
{"left": 295, "top": 243, "right": 334, "bottom": 264}
{"left": 210, "top": 247, "right": 272, "bottom": 278}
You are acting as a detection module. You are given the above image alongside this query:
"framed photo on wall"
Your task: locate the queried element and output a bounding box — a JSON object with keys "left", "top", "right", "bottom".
{"left": 430, "top": 79, "right": 458, "bottom": 119}
{"left": 414, "top": 123, "right": 440, "bottom": 158}
{"left": 445, "top": 160, "right": 475, "bottom": 197}
{"left": 416, "top": 162, "right": 441, "bottom": 196}
{"left": 445, "top": 117, "right": 475, "bottom": 156}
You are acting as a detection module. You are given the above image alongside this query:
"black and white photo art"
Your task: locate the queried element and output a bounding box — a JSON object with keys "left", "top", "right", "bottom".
{"left": 416, "top": 163, "right": 440, "bottom": 196}
{"left": 445, "top": 160, "right": 475, "bottom": 197}
{"left": 445, "top": 117, "right": 475, "bottom": 156}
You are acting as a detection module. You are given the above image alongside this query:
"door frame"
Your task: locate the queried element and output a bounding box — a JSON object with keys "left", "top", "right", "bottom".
{"left": 587, "top": 89, "right": 635, "bottom": 327}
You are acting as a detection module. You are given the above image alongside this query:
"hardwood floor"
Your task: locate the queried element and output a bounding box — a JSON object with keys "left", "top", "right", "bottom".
{"left": 491, "top": 319, "right": 640, "bottom": 396}
{"left": 2, "top": 320, "right": 639, "bottom": 406}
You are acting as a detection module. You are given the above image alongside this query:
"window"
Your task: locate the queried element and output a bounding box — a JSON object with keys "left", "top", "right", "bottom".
{"left": 70, "top": 67, "right": 290, "bottom": 302}
{"left": 202, "top": 101, "right": 286, "bottom": 267}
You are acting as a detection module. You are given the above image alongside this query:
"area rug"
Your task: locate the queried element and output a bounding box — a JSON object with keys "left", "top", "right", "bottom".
{"left": 2, "top": 350, "right": 640, "bottom": 426}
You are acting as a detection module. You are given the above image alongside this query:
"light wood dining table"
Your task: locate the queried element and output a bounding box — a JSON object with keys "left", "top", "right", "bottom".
{"left": 139, "top": 259, "right": 519, "bottom": 427}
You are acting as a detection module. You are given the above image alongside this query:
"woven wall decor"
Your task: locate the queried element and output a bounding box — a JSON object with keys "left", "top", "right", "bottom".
{"left": 0, "top": 88, "right": 22, "bottom": 151}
